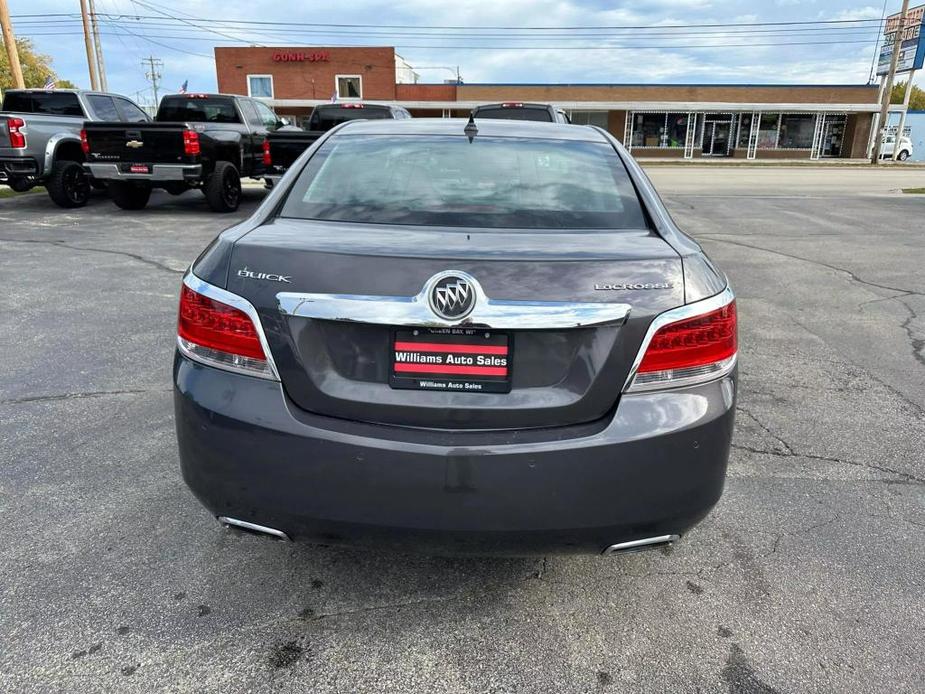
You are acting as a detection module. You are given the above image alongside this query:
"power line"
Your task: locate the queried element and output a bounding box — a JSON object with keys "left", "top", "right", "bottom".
{"left": 8, "top": 12, "right": 889, "bottom": 30}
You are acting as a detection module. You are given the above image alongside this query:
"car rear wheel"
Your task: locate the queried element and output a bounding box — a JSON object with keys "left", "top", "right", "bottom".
{"left": 7, "top": 177, "right": 35, "bottom": 193}
{"left": 108, "top": 181, "right": 152, "bottom": 210}
{"left": 898, "top": 150, "right": 910, "bottom": 161}
{"left": 46, "top": 160, "right": 90, "bottom": 208}
{"left": 204, "top": 161, "right": 241, "bottom": 212}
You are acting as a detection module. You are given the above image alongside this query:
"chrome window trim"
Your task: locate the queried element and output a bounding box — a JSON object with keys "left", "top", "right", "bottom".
{"left": 622, "top": 285, "right": 736, "bottom": 393}
{"left": 277, "top": 271, "right": 631, "bottom": 330}
{"left": 180, "top": 271, "right": 281, "bottom": 381}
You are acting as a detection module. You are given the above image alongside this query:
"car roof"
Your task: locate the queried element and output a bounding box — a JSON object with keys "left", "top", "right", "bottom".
{"left": 336, "top": 117, "right": 608, "bottom": 142}
{"left": 473, "top": 102, "right": 555, "bottom": 110}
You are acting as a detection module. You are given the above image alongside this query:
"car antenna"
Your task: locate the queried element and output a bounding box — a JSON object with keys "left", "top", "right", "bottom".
{"left": 464, "top": 114, "right": 478, "bottom": 143}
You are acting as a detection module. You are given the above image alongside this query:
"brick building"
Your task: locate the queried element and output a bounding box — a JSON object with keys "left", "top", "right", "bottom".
{"left": 215, "top": 46, "right": 882, "bottom": 159}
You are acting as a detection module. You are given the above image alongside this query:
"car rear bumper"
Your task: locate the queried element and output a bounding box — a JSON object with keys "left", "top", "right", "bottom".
{"left": 0, "top": 156, "right": 39, "bottom": 177}
{"left": 85, "top": 162, "right": 202, "bottom": 182}
{"left": 174, "top": 354, "right": 736, "bottom": 555}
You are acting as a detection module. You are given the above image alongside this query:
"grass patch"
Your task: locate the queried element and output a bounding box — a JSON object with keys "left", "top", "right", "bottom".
{"left": 902, "top": 187, "right": 925, "bottom": 194}
{"left": 0, "top": 186, "right": 44, "bottom": 199}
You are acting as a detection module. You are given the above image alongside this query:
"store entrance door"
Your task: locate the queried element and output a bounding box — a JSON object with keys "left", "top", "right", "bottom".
{"left": 702, "top": 118, "right": 733, "bottom": 156}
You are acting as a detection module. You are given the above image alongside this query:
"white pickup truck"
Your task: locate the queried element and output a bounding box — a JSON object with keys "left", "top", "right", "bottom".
{"left": 0, "top": 89, "right": 150, "bottom": 207}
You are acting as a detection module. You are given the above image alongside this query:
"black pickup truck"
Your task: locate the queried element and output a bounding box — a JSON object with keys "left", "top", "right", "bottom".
{"left": 263, "top": 102, "right": 410, "bottom": 187}
{"left": 82, "top": 93, "right": 284, "bottom": 211}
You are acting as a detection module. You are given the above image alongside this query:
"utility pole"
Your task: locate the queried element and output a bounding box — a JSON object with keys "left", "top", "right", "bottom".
{"left": 0, "top": 0, "right": 25, "bottom": 88}
{"left": 892, "top": 70, "right": 916, "bottom": 160}
{"left": 78, "top": 0, "right": 100, "bottom": 90}
{"left": 872, "top": 0, "right": 910, "bottom": 164}
{"left": 88, "top": 0, "right": 107, "bottom": 90}
{"left": 143, "top": 56, "right": 163, "bottom": 106}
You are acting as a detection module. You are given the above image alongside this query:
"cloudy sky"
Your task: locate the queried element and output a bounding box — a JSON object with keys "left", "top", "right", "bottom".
{"left": 7, "top": 0, "right": 920, "bottom": 106}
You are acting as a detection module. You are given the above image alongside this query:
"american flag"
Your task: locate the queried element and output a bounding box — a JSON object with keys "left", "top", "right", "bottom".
{"left": 43, "top": 76, "right": 56, "bottom": 90}
{"left": 178, "top": 80, "right": 188, "bottom": 94}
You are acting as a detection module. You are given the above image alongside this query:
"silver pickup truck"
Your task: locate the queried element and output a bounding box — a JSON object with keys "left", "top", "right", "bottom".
{"left": 0, "top": 89, "right": 150, "bottom": 208}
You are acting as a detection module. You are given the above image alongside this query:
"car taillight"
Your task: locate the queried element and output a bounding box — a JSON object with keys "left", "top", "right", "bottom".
{"left": 8, "top": 117, "right": 26, "bottom": 148}
{"left": 177, "top": 281, "right": 277, "bottom": 380}
{"left": 183, "top": 129, "right": 200, "bottom": 156}
{"left": 626, "top": 294, "right": 737, "bottom": 392}
{"left": 80, "top": 129, "right": 90, "bottom": 154}
{"left": 262, "top": 138, "right": 271, "bottom": 166}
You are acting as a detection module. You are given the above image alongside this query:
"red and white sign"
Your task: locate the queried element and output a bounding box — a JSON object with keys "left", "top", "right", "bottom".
{"left": 272, "top": 51, "right": 330, "bottom": 63}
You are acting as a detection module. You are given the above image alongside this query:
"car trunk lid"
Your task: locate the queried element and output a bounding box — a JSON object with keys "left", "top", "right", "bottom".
{"left": 227, "top": 219, "right": 684, "bottom": 430}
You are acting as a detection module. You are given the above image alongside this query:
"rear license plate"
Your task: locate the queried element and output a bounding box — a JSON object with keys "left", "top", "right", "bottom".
{"left": 129, "top": 164, "right": 150, "bottom": 174}
{"left": 390, "top": 328, "right": 512, "bottom": 393}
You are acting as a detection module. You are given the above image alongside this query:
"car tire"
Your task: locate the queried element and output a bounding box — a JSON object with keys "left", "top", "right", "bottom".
{"left": 898, "top": 150, "right": 910, "bottom": 161}
{"left": 204, "top": 161, "right": 241, "bottom": 212}
{"left": 7, "top": 177, "right": 35, "bottom": 193}
{"left": 108, "top": 181, "right": 152, "bottom": 210}
{"left": 46, "top": 160, "right": 90, "bottom": 208}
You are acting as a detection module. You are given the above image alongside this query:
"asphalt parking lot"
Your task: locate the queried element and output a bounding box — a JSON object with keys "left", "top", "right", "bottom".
{"left": 1, "top": 167, "right": 924, "bottom": 693}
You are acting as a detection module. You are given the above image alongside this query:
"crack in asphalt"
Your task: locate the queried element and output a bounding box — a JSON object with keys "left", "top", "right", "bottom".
{"left": 736, "top": 405, "right": 794, "bottom": 455}
{"left": 898, "top": 298, "right": 925, "bottom": 369}
{"left": 0, "top": 388, "right": 170, "bottom": 405}
{"left": 0, "top": 237, "right": 185, "bottom": 275}
{"left": 697, "top": 234, "right": 922, "bottom": 297}
{"left": 731, "top": 442, "right": 925, "bottom": 485}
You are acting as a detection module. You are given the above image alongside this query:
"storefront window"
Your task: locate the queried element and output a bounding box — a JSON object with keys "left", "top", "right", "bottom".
{"left": 630, "top": 112, "right": 689, "bottom": 148}
{"left": 664, "top": 113, "right": 689, "bottom": 148}
{"left": 570, "top": 111, "right": 608, "bottom": 128}
{"left": 737, "top": 114, "right": 754, "bottom": 148}
{"left": 757, "top": 113, "right": 780, "bottom": 149}
{"left": 778, "top": 114, "right": 816, "bottom": 149}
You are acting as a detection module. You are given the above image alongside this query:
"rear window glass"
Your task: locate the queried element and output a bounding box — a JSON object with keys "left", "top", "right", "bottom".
{"left": 156, "top": 97, "right": 240, "bottom": 123}
{"left": 473, "top": 107, "right": 553, "bottom": 122}
{"left": 1, "top": 92, "right": 84, "bottom": 116}
{"left": 308, "top": 106, "right": 393, "bottom": 131}
{"left": 281, "top": 135, "right": 647, "bottom": 230}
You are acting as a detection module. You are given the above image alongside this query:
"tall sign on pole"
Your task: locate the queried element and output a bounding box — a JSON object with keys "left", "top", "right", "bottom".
{"left": 0, "top": 0, "right": 25, "bottom": 89}
{"left": 872, "top": 1, "right": 917, "bottom": 164}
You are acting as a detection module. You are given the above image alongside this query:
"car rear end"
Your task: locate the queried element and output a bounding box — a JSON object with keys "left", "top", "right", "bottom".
{"left": 83, "top": 117, "right": 204, "bottom": 185}
{"left": 173, "top": 119, "right": 736, "bottom": 555}
{"left": 1, "top": 90, "right": 86, "bottom": 184}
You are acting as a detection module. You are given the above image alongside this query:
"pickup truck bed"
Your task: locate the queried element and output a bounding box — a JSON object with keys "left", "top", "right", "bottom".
{"left": 263, "top": 130, "right": 322, "bottom": 186}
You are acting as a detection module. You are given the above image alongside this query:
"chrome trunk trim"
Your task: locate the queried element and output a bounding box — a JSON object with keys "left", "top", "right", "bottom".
{"left": 277, "top": 272, "right": 631, "bottom": 330}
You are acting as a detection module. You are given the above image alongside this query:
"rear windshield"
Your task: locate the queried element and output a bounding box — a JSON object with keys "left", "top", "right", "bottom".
{"left": 156, "top": 97, "right": 240, "bottom": 123}
{"left": 308, "top": 106, "right": 393, "bottom": 131}
{"left": 473, "top": 107, "right": 553, "bottom": 122}
{"left": 281, "top": 135, "right": 647, "bottom": 229}
{"left": 1, "top": 92, "right": 84, "bottom": 117}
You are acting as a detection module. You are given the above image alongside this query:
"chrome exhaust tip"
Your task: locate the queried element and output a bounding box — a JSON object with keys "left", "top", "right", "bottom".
{"left": 602, "top": 534, "right": 680, "bottom": 556}
{"left": 218, "top": 516, "right": 291, "bottom": 541}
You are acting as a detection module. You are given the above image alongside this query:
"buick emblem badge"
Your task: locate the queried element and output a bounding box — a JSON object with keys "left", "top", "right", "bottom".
{"left": 429, "top": 273, "right": 476, "bottom": 320}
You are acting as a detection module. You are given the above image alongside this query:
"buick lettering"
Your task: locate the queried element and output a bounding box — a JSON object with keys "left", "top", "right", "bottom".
{"left": 174, "top": 118, "right": 737, "bottom": 555}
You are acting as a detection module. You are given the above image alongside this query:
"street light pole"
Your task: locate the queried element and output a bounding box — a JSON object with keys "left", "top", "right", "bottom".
{"left": 872, "top": 0, "right": 910, "bottom": 164}
{"left": 0, "top": 0, "right": 24, "bottom": 89}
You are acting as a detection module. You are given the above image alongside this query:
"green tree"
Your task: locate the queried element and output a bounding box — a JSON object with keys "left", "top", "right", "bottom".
{"left": 1, "top": 38, "right": 77, "bottom": 91}
{"left": 890, "top": 80, "right": 925, "bottom": 110}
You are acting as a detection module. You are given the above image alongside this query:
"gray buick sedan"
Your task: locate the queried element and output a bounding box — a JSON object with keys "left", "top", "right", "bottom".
{"left": 174, "top": 117, "right": 737, "bottom": 555}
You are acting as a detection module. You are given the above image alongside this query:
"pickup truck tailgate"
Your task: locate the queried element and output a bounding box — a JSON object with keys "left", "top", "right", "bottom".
{"left": 83, "top": 122, "right": 193, "bottom": 165}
